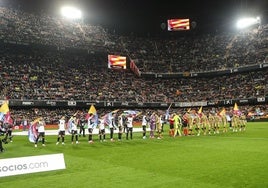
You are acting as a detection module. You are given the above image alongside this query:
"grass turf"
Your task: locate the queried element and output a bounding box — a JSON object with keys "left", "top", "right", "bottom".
{"left": 0, "top": 122, "right": 268, "bottom": 188}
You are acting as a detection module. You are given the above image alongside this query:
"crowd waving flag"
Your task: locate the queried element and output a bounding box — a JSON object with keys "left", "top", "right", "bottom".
{"left": 0, "top": 101, "right": 13, "bottom": 125}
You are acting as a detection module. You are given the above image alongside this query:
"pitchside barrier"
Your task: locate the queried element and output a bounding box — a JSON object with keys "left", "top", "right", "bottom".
{"left": 0, "top": 153, "right": 66, "bottom": 177}
{"left": 3, "top": 95, "right": 268, "bottom": 109}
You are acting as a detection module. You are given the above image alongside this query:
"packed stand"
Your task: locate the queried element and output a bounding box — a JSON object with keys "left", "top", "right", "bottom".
{"left": 0, "top": 5, "right": 267, "bottom": 103}
{"left": 0, "top": 6, "right": 108, "bottom": 50}
{"left": 108, "top": 25, "right": 268, "bottom": 73}
{"left": 0, "top": 46, "right": 267, "bottom": 102}
{"left": 0, "top": 5, "right": 267, "bottom": 73}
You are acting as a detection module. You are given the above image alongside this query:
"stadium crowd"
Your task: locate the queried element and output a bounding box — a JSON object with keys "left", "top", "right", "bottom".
{"left": 0, "top": 6, "right": 108, "bottom": 50}
{"left": 1, "top": 46, "right": 267, "bottom": 102}
{"left": 0, "top": 5, "right": 267, "bottom": 125}
{"left": 109, "top": 24, "right": 268, "bottom": 73}
{"left": 0, "top": 5, "right": 267, "bottom": 73}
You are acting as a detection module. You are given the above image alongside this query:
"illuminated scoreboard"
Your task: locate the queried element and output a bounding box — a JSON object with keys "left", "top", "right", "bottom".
{"left": 108, "top": 55, "right": 127, "bottom": 69}
{"left": 167, "top": 18, "right": 190, "bottom": 31}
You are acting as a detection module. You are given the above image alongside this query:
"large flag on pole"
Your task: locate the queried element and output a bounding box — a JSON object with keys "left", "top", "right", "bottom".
{"left": 86, "top": 105, "right": 98, "bottom": 127}
{"left": 4, "top": 111, "right": 13, "bottom": 125}
{"left": 165, "top": 103, "right": 172, "bottom": 121}
{"left": 0, "top": 102, "right": 10, "bottom": 121}
{"left": 85, "top": 105, "right": 97, "bottom": 120}
{"left": 103, "top": 109, "right": 119, "bottom": 125}
{"left": 28, "top": 118, "right": 40, "bottom": 142}
{"left": 234, "top": 103, "right": 239, "bottom": 111}
{"left": 233, "top": 103, "right": 242, "bottom": 116}
{"left": 0, "top": 102, "right": 9, "bottom": 114}
{"left": 121, "top": 110, "right": 141, "bottom": 118}
{"left": 198, "top": 106, "right": 203, "bottom": 114}
{"left": 0, "top": 101, "right": 13, "bottom": 125}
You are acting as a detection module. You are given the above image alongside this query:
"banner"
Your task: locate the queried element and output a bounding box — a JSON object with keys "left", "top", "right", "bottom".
{"left": 0, "top": 154, "right": 66, "bottom": 177}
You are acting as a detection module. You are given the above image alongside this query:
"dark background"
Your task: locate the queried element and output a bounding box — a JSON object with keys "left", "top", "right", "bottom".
{"left": 1, "top": 0, "right": 268, "bottom": 35}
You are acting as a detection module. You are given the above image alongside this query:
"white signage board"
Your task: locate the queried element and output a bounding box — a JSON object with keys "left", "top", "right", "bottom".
{"left": 0, "top": 153, "right": 66, "bottom": 177}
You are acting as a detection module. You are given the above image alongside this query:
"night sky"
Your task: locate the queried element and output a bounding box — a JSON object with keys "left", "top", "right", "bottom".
{"left": 2, "top": 0, "right": 268, "bottom": 36}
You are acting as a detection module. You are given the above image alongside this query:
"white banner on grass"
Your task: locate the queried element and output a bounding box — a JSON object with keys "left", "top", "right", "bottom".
{"left": 0, "top": 153, "right": 66, "bottom": 177}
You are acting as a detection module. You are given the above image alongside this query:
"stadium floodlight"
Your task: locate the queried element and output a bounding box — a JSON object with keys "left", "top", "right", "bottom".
{"left": 60, "top": 6, "right": 82, "bottom": 19}
{"left": 236, "top": 17, "right": 260, "bottom": 29}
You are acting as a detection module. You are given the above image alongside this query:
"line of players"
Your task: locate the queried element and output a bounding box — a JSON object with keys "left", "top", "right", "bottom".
{"left": 32, "top": 110, "right": 247, "bottom": 147}
{"left": 59, "top": 112, "right": 137, "bottom": 145}
{"left": 168, "top": 111, "right": 247, "bottom": 137}
{"left": 50, "top": 111, "right": 164, "bottom": 146}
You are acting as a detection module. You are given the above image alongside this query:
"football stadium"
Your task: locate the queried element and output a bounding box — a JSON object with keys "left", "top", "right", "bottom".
{"left": 0, "top": 0, "right": 268, "bottom": 187}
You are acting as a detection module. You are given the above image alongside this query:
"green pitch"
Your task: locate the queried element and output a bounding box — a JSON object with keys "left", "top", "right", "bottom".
{"left": 1, "top": 122, "right": 268, "bottom": 188}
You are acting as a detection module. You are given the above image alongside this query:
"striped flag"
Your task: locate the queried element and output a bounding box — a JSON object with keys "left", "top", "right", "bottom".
{"left": 108, "top": 55, "right": 126, "bottom": 69}
{"left": 168, "top": 18, "right": 190, "bottom": 31}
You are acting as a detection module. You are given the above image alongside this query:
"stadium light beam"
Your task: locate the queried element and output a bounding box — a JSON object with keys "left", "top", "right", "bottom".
{"left": 236, "top": 17, "right": 260, "bottom": 29}
{"left": 60, "top": 6, "right": 82, "bottom": 19}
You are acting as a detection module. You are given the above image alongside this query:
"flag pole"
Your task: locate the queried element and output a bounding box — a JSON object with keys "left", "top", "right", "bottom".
{"left": 167, "top": 103, "right": 173, "bottom": 111}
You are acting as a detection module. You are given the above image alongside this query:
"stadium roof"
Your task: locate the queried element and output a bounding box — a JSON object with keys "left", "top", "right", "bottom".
{"left": 2, "top": 0, "right": 268, "bottom": 36}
